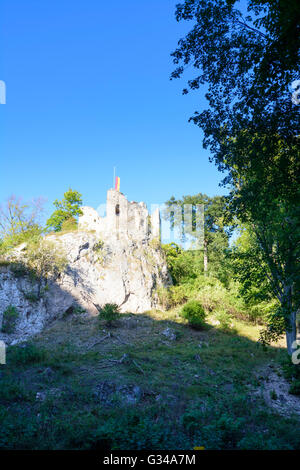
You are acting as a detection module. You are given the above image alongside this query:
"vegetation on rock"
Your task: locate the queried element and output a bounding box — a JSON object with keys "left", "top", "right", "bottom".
{"left": 1, "top": 305, "right": 19, "bottom": 334}
{"left": 46, "top": 189, "right": 83, "bottom": 233}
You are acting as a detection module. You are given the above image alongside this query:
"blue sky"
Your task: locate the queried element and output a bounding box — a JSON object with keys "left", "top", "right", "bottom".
{"left": 0, "top": 0, "right": 228, "bottom": 221}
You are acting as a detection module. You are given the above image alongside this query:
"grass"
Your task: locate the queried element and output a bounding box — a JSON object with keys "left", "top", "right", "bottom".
{"left": 0, "top": 309, "right": 298, "bottom": 450}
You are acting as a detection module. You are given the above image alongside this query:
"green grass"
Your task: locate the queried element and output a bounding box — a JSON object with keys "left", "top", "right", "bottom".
{"left": 0, "top": 310, "right": 298, "bottom": 450}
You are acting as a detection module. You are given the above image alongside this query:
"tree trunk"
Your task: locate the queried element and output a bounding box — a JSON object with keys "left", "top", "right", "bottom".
{"left": 286, "top": 309, "right": 297, "bottom": 356}
{"left": 203, "top": 239, "right": 208, "bottom": 274}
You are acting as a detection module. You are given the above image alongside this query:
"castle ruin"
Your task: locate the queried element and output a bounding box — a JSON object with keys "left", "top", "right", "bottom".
{"left": 79, "top": 189, "right": 161, "bottom": 242}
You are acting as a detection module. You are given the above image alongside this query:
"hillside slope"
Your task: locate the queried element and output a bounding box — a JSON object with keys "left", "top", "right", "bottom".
{"left": 0, "top": 309, "right": 299, "bottom": 450}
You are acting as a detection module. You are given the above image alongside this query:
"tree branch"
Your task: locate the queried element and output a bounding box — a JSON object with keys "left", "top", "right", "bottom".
{"left": 235, "top": 19, "right": 267, "bottom": 39}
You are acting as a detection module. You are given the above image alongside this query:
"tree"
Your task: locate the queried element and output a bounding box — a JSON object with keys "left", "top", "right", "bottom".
{"left": 26, "top": 239, "right": 67, "bottom": 297}
{"left": 170, "top": 0, "right": 300, "bottom": 354}
{"left": 162, "top": 242, "right": 203, "bottom": 285}
{"left": 165, "top": 193, "right": 232, "bottom": 273}
{"left": 230, "top": 224, "right": 281, "bottom": 324}
{"left": 46, "top": 189, "right": 83, "bottom": 232}
{"left": 0, "top": 195, "right": 44, "bottom": 253}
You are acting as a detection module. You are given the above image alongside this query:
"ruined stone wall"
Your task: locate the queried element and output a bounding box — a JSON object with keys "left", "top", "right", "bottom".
{"left": 79, "top": 189, "right": 161, "bottom": 242}
{"left": 78, "top": 206, "right": 103, "bottom": 234}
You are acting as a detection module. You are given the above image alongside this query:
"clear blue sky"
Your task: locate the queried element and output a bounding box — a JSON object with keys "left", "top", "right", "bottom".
{"left": 0, "top": 0, "right": 228, "bottom": 220}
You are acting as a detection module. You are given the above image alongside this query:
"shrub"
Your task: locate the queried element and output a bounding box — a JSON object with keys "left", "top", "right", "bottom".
{"left": 61, "top": 217, "right": 78, "bottom": 232}
{"left": 214, "top": 309, "right": 234, "bottom": 331}
{"left": 98, "top": 303, "right": 120, "bottom": 326}
{"left": 289, "top": 381, "right": 300, "bottom": 396}
{"left": 26, "top": 239, "right": 68, "bottom": 296}
{"left": 170, "top": 285, "right": 188, "bottom": 306}
{"left": 1, "top": 305, "right": 19, "bottom": 334}
{"left": 180, "top": 300, "right": 206, "bottom": 329}
{"left": 149, "top": 238, "right": 161, "bottom": 250}
{"left": 195, "top": 278, "right": 230, "bottom": 312}
{"left": 73, "top": 305, "right": 86, "bottom": 315}
{"left": 10, "top": 261, "right": 30, "bottom": 278}
{"left": 162, "top": 243, "right": 201, "bottom": 285}
{"left": 247, "top": 299, "right": 279, "bottom": 325}
{"left": 156, "top": 285, "right": 189, "bottom": 310}
{"left": 93, "top": 240, "right": 104, "bottom": 252}
{"left": 23, "top": 291, "right": 39, "bottom": 302}
{"left": 93, "top": 240, "right": 105, "bottom": 263}
{"left": 0, "top": 379, "right": 32, "bottom": 402}
{"left": 156, "top": 287, "right": 172, "bottom": 310}
{"left": 281, "top": 357, "right": 300, "bottom": 381}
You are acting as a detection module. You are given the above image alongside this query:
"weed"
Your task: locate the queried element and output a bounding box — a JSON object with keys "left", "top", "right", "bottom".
{"left": 97, "top": 303, "right": 120, "bottom": 326}
{"left": 24, "top": 291, "right": 39, "bottom": 303}
{"left": 8, "top": 343, "right": 47, "bottom": 365}
{"left": 1, "top": 305, "right": 19, "bottom": 334}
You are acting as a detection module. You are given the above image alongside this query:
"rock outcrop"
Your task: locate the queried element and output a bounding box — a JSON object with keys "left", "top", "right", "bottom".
{"left": 45, "top": 231, "right": 170, "bottom": 315}
{"left": 0, "top": 220, "right": 171, "bottom": 344}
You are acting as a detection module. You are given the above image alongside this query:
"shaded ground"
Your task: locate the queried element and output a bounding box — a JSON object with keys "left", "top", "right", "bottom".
{"left": 0, "top": 309, "right": 299, "bottom": 450}
{"left": 251, "top": 366, "right": 300, "bottom": 416}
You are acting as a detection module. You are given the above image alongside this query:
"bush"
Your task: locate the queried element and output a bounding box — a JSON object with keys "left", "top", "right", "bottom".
{"left": 170, "top": 285, "right": 188, "bottom": 306}
{"left": 0, "top": 379, "right": 32, "bottom": 403}
{"left": 214, "top": 309, "right": 234, "bottom": 331}
{"left": 10, "top": 262, "right": 30, "bottom": 278}
{"left": 93, "top": 240, "right": 104, "bottom": 252}
{"left": 156, "top": 285, "right": 189, "bottom": 310}
{"left": 98, "top": 303, "right": 120, "bottom": 326}
{"left": 23, "top": 291, "right": 39, "bottom": 302}
{"left": 73, "top": 305, "right": 86, "bottom": 315}
{"left": 289, "top": 381, "right": 300, "bottom": 396}
{"left": 156, "top": 287, "right": 172, "bottom": 310}
{"left": 180, "top": 300, "right": 206, "bottom": 329}
{"left": 61, "top": 217, "right": 78, "bottom": 232}
{"left": 26, "top": 239, "right": 68, "bottom": 296}
{"left": 1, "top": 305, "right": 19, "bottom": 334}
{"left": 162, "top": 243, "right": 202, "bottom": 285}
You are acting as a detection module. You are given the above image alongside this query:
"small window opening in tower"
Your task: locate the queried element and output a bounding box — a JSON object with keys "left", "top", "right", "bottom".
{"left": 115, "top": 204, "right": 120, "bottom": 216}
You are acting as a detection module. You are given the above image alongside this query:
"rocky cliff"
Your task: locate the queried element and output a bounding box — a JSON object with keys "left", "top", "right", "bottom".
{"left": 0, "top": 231, "right": 171, "bottom": 344}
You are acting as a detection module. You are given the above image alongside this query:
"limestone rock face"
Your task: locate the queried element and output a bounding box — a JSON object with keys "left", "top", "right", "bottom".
{"left": 0, "top": 231, "right": 171, "bottom": 344}
{"left": 46, "top": 231, "right": 170, "bottom": 314}
{"left": 0, "top": 266, "right": 48, "bottom": 344}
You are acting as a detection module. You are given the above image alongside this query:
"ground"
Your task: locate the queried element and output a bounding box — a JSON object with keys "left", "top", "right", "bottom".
{"left": 0, "top": 309, "right": 299, "bottom": 450}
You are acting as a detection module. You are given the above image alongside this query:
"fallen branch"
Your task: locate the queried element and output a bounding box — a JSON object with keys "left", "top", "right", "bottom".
{"left": 108, "top": 353, "right": 129, "bottom": 364}
{"left": 114, "top": 335, "right": 131, "bottom": 346}
{"left": 87, "top": 332, "right": 111, "bottom": 350}
{"left": 96, "top": 353, "right": 144, "bottom": 374}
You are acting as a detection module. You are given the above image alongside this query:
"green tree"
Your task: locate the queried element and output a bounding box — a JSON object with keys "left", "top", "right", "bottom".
{"left": 0, "top": 195, "right": 44, "bottom": 254}
{"left": 162, "top": 242, "right": 203, "bottom": 285}
{"left": 230, "top": 224, "right": 280, "bottom": 324}
{"left": 170, "top": 0, "right": 300, "bottom": 355}
{"left": 46, "top": 189, "right": 83, "bottom": 232}
{"left": 165, "top": 193, "right": 232, "bottom": 273}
